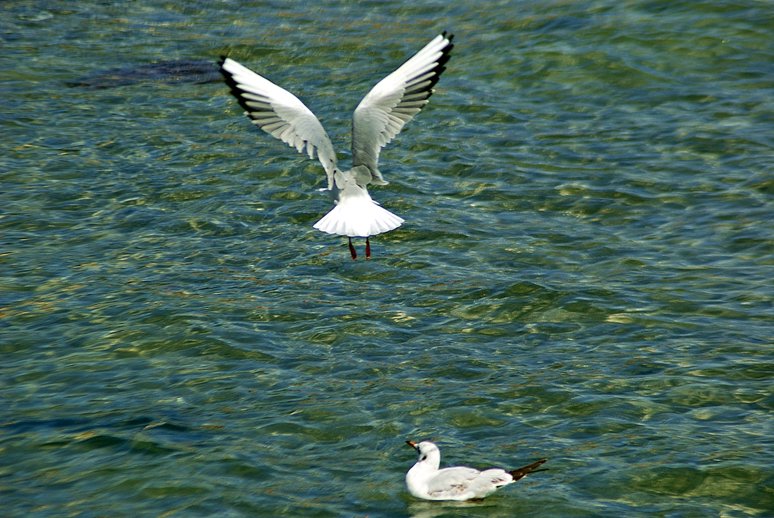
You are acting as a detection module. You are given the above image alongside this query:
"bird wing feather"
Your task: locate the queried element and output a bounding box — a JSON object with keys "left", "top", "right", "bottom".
{"left": 425, "top": 466, "right": 480, "bottom": 498}
{"left": 351, "top": 32, "right": 454, "bottom": 186}
{"left": 219, "top": 57, "right": 338, "bottom": 189}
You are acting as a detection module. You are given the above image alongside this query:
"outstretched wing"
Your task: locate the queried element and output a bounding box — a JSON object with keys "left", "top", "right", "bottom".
{"left": 219, "top": 57, "right": 338, "bottom": 189}
{"left": 351, "top": 32, "right": 454, "bottom": 186}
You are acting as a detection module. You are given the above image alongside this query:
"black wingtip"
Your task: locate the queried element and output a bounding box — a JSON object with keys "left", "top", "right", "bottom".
{"left": 218, "top": 56, "right": 252, "bottom": 116}
{"left": 509, "top": 458, "right": 548, "bottom": 482}
{"left": 426, "top": 32, "right": 454, "bottom": 92}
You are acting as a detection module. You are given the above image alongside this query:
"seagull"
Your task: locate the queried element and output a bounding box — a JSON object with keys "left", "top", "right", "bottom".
{"left": 218, "top": 32, "right": 454, "bottom": 259}
{"left": 405, "top": 440, "right": 547, "bottom": 501}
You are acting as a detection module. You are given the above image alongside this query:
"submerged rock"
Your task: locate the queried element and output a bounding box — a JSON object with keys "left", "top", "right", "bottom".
{"left": 67, "top": 59, "right": 220, "bottom": 89}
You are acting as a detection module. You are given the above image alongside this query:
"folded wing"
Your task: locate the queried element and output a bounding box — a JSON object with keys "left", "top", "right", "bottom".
{"left": 426, "top": 466, "right": 479, "bottom": 499}
{"left": 351, "top": 32, "right": 454, "bottom": 186}
{"left": 219, "top": 57, "right": 338, "bottom": 189}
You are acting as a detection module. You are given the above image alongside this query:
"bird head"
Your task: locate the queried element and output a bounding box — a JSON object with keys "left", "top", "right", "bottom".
{"left": 406, "top": 440, "right": 441, "bottom": 467}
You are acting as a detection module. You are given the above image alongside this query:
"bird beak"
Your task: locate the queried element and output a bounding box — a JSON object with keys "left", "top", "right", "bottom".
{"left": 406, "top": 440, "right": 418, "bottom": 449}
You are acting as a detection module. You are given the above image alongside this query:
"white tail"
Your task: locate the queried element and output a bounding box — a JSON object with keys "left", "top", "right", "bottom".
{"left": 314, "top": 195, "right": 404, "bottom": 237}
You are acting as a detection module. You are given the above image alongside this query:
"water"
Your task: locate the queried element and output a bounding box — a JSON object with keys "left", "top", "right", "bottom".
{"left": 2, "top": 1, "right": 772, "bottom": 516}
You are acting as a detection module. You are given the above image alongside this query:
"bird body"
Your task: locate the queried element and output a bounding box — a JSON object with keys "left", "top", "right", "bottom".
{"left": 312, "top": 174, "right": 403, "bottom": 238}
{"left": 219, "top": 33, "right": 454, "bottom": 258}
{"left": 405, "top": 440, "right": 547, "bottom": 501}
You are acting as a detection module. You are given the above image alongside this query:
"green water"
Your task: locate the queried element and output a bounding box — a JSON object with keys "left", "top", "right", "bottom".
{"left": 2, "top": 1, "right": 772, "bottom": 516}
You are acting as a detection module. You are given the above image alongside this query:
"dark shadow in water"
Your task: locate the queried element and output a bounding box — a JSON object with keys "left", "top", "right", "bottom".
{"left": 66, "top": 59, "right": 220, "bottom": 89}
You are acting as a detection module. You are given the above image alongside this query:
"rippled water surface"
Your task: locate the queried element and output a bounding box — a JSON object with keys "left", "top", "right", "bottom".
{"left": 2, "top": 1, "right": 772, "bottom": 516}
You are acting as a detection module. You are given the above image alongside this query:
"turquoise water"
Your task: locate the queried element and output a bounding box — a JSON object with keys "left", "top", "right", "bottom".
{"left": 2, "top": 1, "right": 772, "bottom": 516}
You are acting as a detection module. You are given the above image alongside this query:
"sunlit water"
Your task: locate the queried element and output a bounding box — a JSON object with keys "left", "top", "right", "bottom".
{"left": 2, "top": 1, "right": 772, "bottom": 516}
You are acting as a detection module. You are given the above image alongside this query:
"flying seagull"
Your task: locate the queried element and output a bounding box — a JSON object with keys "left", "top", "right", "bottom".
{"left": 405, "top": 440, "right": 547, "bottom": 501}
{"left": 219, "top": 32, "right": 454, "bottom": 259}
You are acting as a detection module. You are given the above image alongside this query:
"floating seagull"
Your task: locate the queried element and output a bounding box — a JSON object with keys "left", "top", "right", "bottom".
{"left": 219, "top": 32, "right": 454, "bottom": 259}
{"left": 405, "top": 440, "right": 547, "bottom": 501}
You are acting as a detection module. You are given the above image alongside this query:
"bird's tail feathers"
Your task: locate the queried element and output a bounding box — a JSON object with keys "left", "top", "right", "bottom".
{"left": 313, "top": 196, "right": 403, "bottom": 238}
{"left": 509, "top": 459, "right": 548, "bottom": 481}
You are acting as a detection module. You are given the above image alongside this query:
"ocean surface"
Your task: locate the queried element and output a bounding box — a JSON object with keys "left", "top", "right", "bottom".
{"left": 1, "top": 1, "right": 772, "bottom": 516}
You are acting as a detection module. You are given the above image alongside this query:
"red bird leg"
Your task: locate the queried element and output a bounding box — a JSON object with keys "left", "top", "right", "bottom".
{"left": 365, "top": 237, "right": 371, "bottom": 259}
{"left": 348, "top": 237, "right": 357, "bottom": 260}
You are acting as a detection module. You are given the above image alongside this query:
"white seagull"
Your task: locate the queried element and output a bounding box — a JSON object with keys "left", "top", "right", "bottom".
{"left": 219, "top": 32, "right": 454, "bottom": 259}
{"left": 405, "top": 440, "right": 547, "bottom": 501}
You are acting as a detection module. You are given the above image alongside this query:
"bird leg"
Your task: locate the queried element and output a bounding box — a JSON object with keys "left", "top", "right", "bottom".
{"left": 348, "top": 237, "right": 357, "bottom": 260}
{"left": 365, "top": 237, "right": 371, "bottom": 259}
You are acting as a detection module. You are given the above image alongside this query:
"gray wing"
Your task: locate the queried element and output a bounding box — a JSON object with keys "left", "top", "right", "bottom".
{"left": 351, "top": 32, "right": 454, "bottom": 186}
{"left": 425, "top": 466, "right": 480, "bottom": 499}
{"left": 220, "top": 57, "right": 338, "bottom": 189}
